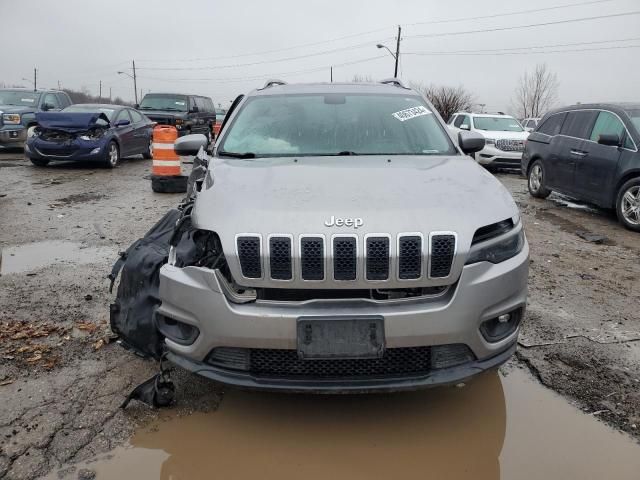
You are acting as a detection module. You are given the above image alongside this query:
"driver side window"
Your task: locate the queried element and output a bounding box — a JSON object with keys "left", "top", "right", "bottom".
{"left": 43, "top": 93, "right": 61, "bottom": 110}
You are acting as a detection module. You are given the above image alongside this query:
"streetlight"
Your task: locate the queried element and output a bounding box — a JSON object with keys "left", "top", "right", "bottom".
{"left": 117, "top": 60, "right": 138, "bottom": 104}
{"left": 376, "top": 26, "right": 402, "bottom": 78}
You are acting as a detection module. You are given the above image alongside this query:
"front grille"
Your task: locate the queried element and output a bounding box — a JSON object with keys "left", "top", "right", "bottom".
{"left": 269, "top": 237, "right": 292, "bottom": 280}
{"left": 333, "top": 237, "right": 357, "bottom": 280}
{"left": 301, "top": 237, "right": 324, "bottom": 280}
{"left": 495, "top": 139, "right": 524, "bottom": 152}
{"left": 430, "top": 235, "right": 455, "bottom": 278}
{"left": 237, "top": 236, "right": 261, "bottom": 278}
{"left": 398, "top": 236, "right": 422, "bottom": 279}
{"left": 147, "top": 116, "right": 174, "bottom": 126}
{"left": 36, "top": 147, "right": 75, "bottom": 156}
{"left": 247, "top": 347, "right": 432, "bottom": 378}
{"left": 366, "top": 237, "right": 390, "bottom": 280}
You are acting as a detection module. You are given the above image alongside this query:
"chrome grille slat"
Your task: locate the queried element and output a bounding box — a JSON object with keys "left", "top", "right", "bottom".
{"left": 495, "top": 139, "right": 524, "bottom": 152}
{"left": 333, "top": 236, "right": 357, "bottom": 281}
{"left": 398, "top": 235, "right": 422, "bottom": 280}
{"left": 430, "top": 234, "right": 456, "bottom": 278}
{"left": 269, "top": 236, "right": 292, "bottom": 280}
{"left": 236, "top": 235, "right": 262, "bottom": 279}
{"left": 300, "top": 236, "right": 325, "bottom": 281}
{"left": 366, "top": 236, "right": 390, "bottom": 281}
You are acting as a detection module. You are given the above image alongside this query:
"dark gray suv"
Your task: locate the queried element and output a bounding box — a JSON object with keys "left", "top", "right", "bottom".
{"left": 522, "top": 103, "right": 640, "bottom": 231}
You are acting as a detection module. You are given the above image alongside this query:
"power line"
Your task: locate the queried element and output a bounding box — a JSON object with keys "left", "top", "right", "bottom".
{"left": 405, "top": 10, "right": 640, "bottom": 39}
{"left": 403, "top": 36, "right": 640, "bottom": 55}
{"left": 405, "top": 43, "right": 640, "bottom": 56}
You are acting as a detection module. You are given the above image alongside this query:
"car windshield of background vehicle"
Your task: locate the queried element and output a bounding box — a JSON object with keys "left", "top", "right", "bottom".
{"left": 138, "top": 94, "right": 188, "bottom": 112}
{"left": 473, "top": 116, "right": 524, "bottom": 132}
{"left": 0, "top": 90, "right": 40, "bottom": 106}
{"left": 63, "top": 105, "right": 116, "bottom": 121}
{"left": 625, "top": 108, "right": 640, "bottom": 134}
{"left": 219, "top": 94, "right": 457, "bottom": 157}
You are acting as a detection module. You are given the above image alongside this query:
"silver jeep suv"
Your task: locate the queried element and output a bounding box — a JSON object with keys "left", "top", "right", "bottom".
{"left": 159, "top": 79, "right": 529, "bottom": 392}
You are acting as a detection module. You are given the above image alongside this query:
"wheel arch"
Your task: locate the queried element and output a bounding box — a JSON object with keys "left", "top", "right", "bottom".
{"left": 614, "top": 170, "right": 640, "bottom": 207}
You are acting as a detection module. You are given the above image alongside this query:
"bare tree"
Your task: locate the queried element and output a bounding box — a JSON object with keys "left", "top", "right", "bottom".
{"left": 512, "top": 63, "right": 558, "bottom": 119}
{"left": 351, "top": 74, "right": 374, "bottom": 83}
{"left": 410, "top": 82, "right": 475, "bottom": 122}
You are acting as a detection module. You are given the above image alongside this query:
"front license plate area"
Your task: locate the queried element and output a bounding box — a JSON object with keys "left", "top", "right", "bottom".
{"left": 297, "top": 316, "right": 385, "bottom": 360}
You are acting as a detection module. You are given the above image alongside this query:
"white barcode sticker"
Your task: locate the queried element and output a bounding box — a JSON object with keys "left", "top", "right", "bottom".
{"left": 392, "top": 105, "right": 431, "bottom": 122}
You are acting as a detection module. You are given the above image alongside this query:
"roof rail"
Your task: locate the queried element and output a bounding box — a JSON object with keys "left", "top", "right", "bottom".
{"left": 260, "top": 79, "right": 287, "bottom": 90}
{"left": 379, "top": 78, "right": 408, "bottom": 89}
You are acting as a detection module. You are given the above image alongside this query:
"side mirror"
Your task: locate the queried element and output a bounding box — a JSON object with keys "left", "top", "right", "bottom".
{"left": 190, "top": 106, "right": 199, "bottom": 113}
{"left": 458, "top": 131, "right": 485, "bottom": 155}
{"left": 115, "top": 119, "right": 130, "bottom": 127}
{"left": 42, "top": 103, "right": 54, "bottom": 111}
{"left": 460, "top": 124, "right": 470, "bottom": 131}
{"left": 134, "top": 103, "right": 140, "bottom": 109}
{"left": 174, "top": 133, "right": 208, "bottom": 156}
{"left": 598, "top": 133, "right": 621, "bottom": 147}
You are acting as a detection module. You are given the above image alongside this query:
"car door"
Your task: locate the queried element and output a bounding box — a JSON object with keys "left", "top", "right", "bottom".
{"left": 113, "top": 109, "right": 135, "bottom": 157}
{"left": 128, "top": 108, "right": 149, "bottom": 152}
{"left": 575, "top": 110, "right": 626, "bottom": 205}
{"left": 550, "top": 110, "right": 598, "bottom": 194}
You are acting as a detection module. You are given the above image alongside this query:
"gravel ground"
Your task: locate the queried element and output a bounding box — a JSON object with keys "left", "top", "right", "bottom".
{"left": 0, "top": 151, "right": 638, "bottom": 479}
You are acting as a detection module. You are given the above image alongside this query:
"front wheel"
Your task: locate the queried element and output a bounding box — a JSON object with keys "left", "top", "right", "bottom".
{"left": 104, "top": 141, "right": 119, "bottom": 168}
{"left": 616, "top": 178, "right": 640, "bottom": 232}
{"left": 528, "top": 160, "right": 551, "bottom": 198}
{"left": 142, "top": 137, "right": 153, "bottom": 160}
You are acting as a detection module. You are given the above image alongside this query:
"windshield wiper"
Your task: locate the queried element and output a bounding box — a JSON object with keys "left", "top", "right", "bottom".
{"left": 218, "top": 151, "right": 256, "bottom": 158}
{"left": 334, "top": 151, "right": 359, "bottom": 156}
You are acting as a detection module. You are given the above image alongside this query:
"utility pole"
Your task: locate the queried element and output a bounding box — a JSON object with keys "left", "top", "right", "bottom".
{"left": 57, "top": 80, "right": 61, "bottom": 90}
{"left": 330, "top": 66, "right": 333, "bottom": 83}
{"left": 33, "top": 67, "right": 37, "bottom": 91}
{"left": 394, "top": 25, "right": 401, "bottom": 78}
{"left": 99, "top": 80, "right": 102, "bottom": 100}
{"left": 132, "top": 60, "right": 138, "bottom": 105}
{"left": 109, "top": 87, "right": 112, "bottom": 103}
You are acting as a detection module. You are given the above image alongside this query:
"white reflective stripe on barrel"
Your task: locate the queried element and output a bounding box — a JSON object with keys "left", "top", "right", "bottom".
{"left": 152, "top": 143, "right": 176, "bottom": 150}
{"left": 152, "top": 160, "right": 181, "bottom": 167}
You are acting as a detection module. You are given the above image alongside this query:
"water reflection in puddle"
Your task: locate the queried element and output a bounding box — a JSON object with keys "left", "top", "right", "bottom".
{"left": 58, "top": 368, "right": 640, "bottom": 479}
{"left": 0, "top": 240, "right": 114, "bottom": 275}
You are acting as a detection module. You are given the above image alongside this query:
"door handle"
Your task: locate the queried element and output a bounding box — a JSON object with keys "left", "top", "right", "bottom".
{"left": 570, "top": 150, "right": 587, "bottom": 156}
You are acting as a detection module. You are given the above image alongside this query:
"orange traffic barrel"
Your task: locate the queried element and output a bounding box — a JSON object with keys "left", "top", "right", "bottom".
{"left": 151, "top": 125, "right": 188, "bottom": 193}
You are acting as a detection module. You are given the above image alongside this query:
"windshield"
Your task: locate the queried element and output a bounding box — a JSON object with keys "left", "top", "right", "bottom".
{"left": 473, "top": 116, "right": 524, "bottom": 132}
{"left": 220, "top": 94, "right": 456, "bottom": 157}
{"left": 63, "top": 105, "right": 116, "bottom": 121}
{"left": 139, "top": 94, "right": 188, "bottom": 112}
{"left": 0, "top": 90, "right": 40, "bottom": 106}
{"left": 625, "top": 108, "right": 640, "bottom": 133}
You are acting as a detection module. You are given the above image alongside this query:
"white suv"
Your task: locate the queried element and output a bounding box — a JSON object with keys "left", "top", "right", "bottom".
{"left": 448, "top": 112, "right": 529, "bottom": 169}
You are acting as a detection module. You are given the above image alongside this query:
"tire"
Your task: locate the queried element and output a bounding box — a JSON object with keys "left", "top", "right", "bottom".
{"left": 151, "top": 175, "right": 188, "bottom": 193}
{"left": 30, "top": 158, "right": 50, "bottom": 167}
{"left": 142, "top": 137, "right": 153, "bottom": 160}
{"left": 527, "top": 160, "right": 551, "bottom": 198}
{"left": 104, "top": 141, "right": 119, "bottom": 168}
{"left": 615, "top": 177, "right": 640, "bottom": 232}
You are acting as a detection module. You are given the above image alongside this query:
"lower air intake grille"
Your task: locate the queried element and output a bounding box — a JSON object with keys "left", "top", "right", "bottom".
{"left": 366, "top": 237, "right": 390, "bottom": 280}
{"left": 398, "top": 236, "right": 422, "bottom": 279}
{"left": 237, "top": 236, "right": 261, "bottom": 278}
{"left": 333, "top": 237, "right": 357, "bottom": 280}
{"left": 248, "top": 347, "right": 432, "bottom": 378}
{"left": 430, "top": 235, "right": 455, "bottom": 278}
{"left": 269, "top": 237, "right": 292, "bottom": 280}
{"left": 301, "top": 237, "right": 324, "bottom": 280}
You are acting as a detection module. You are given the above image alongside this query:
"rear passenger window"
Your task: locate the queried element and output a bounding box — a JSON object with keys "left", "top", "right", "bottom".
{"left": 129, "top": 109, "right": 144, "bottom": 123}
{"left": 590, "top": 111, "right": 625, "bottom": 142}
{"left": 205, "top": 98, "right": 215, "bottom": 113}
{"left": 195, "top": 97, "right": 207, "bottom": 112}
{"left": 560, "top": 111, "right": 598, "bottom": 139}
{"left": 537, "top": 113, "right": 566, "bottom": 136}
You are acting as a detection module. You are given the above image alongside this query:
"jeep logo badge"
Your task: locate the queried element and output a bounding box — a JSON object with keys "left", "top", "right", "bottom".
{"left": 324, "top": 216, "right": 364, "bottom": 229}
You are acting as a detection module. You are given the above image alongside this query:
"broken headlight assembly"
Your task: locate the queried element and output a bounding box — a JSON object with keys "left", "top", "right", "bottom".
{"left": 465, "top": 226, "right": 525, "bottom": 265}
{"left": 79, "top": 128, "right": 106, "bottom": 141}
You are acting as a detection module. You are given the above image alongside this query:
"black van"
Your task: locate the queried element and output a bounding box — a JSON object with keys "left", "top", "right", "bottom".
{"left": 137, "top": 93, "right": 216, "bottom": 143}
{"left": 522, "top": 103, "right": 640, "bottom": 231}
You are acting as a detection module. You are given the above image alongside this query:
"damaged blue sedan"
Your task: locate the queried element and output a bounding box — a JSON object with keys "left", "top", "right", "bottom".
{"left": 25, "top": 104, "right": 154, "bottom": 168}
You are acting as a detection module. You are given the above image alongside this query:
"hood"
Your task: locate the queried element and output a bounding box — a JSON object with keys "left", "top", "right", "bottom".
{"left": 35, "top": 112, "right": 110, "bottom": 132}
{"left": 192, "top": 155, "right": 519, "bottom": 288}
{"left": 476, "top": 130, "right": 529, "bottom": 140}
{"left": 0, "top": 105, "right": 33, "bottom": 114}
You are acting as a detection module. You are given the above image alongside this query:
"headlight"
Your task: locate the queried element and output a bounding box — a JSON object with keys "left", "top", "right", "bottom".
{"left": 465, "top": 227, "right": 525, "bottom": 265}
{"left": 2, "top": 114, "right": 21, "bottom": 124}
{"left": 175, "top": 118, "right": 183, "bottom": 125}
{"left": 484, "top": 138, "right": 496, "bottom": 145}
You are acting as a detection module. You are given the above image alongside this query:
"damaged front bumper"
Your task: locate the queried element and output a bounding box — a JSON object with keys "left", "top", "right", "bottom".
{"left": 156, "top": 244, "right": 528, "bottom": 392}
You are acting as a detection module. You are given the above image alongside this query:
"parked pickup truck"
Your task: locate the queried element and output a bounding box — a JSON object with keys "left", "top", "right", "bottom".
{"left": 0, "top": 89, "right": 72, "bottom": 148}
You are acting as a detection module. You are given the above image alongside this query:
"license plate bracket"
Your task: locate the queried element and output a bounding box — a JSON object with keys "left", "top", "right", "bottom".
{"left": 297, "top": 316, "right": 385, "bottom": 360}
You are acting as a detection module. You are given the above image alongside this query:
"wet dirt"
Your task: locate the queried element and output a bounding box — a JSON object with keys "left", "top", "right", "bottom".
{"left": 49, "top": 368, "right": 640, "bottom": 480}
{"left": 0, "top": 240, "right": 115, "bottom": 275}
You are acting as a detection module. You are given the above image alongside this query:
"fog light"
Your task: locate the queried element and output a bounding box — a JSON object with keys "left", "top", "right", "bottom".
{"left": 155, "top": 314, "right": 199, "bottom": 345}
{"left": 90, "top": 147, "right": 101, "bottom": 155}
{"left": 431, "top": 344, "right": 475, "bottom": 369}
{"left": 207, "top": 347, "right": 250, "bottom": 371}
{"left": 480, "top": 309, "right": 522, "bottom": 342}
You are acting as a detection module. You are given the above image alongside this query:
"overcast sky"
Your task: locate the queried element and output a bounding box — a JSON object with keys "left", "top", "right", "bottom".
{"left": 1, "top": 0, "right": 639, "bottom": 112}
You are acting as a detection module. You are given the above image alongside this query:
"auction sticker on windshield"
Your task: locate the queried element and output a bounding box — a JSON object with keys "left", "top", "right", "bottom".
{"left": 392, "top": 105, "right": 431, "bottom": 122}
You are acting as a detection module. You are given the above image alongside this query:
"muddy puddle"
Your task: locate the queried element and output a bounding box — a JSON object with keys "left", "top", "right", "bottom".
{"left": 53, "top": 368, "right": 640, "bottom": 479}
{"left": 0, "top": 240, "right": 114, "bottom": 275}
